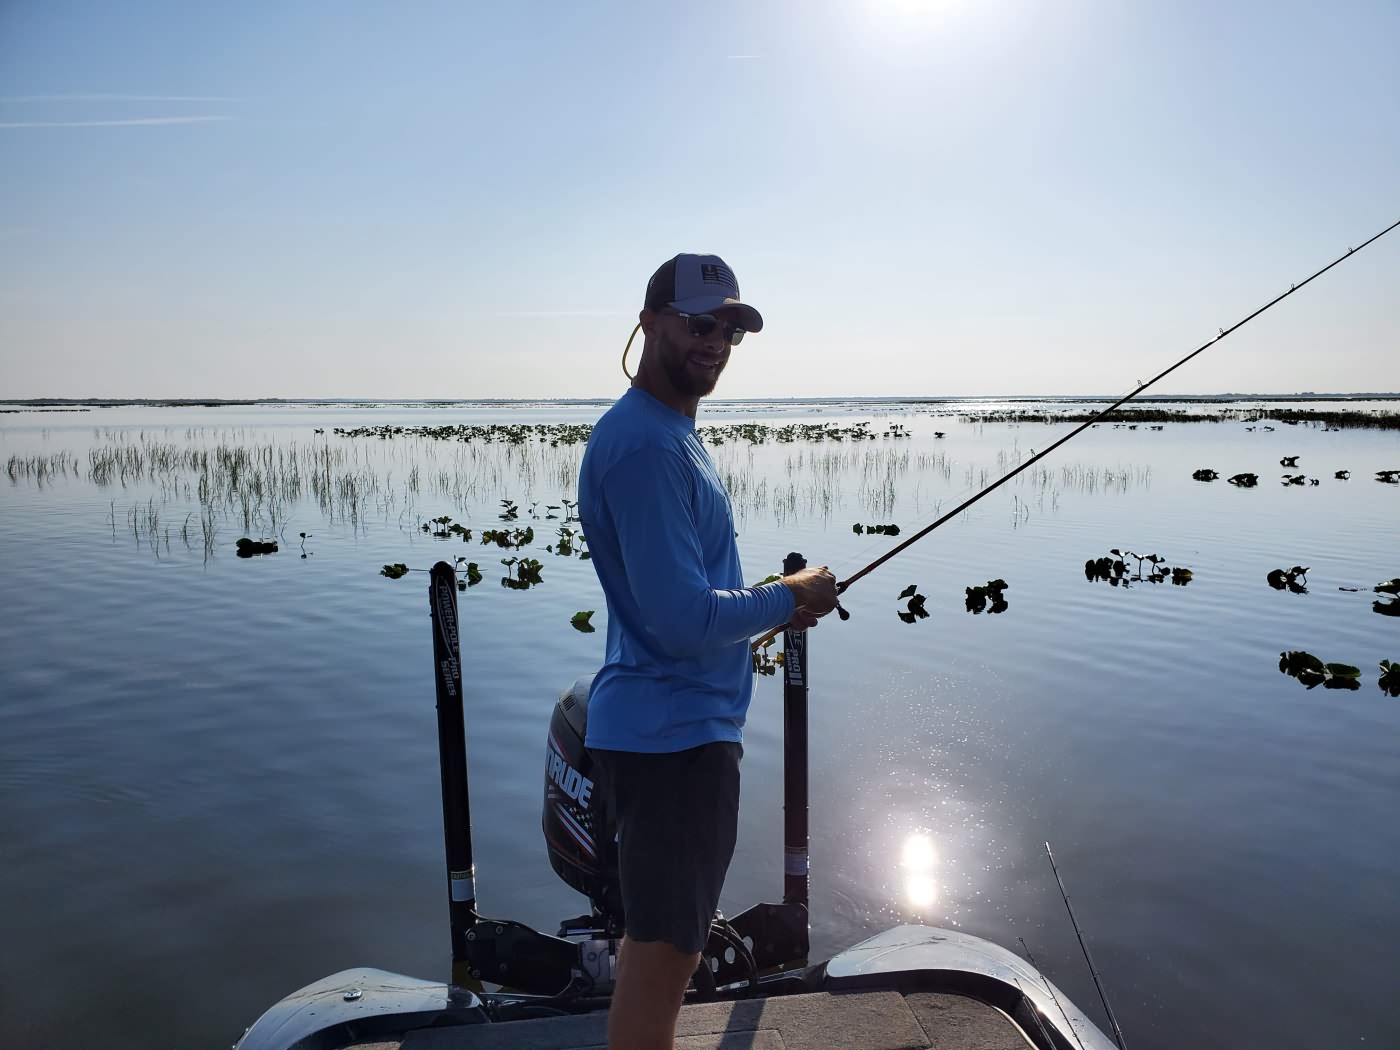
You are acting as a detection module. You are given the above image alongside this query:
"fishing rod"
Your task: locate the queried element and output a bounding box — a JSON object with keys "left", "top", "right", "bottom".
{"left": 1047, "top": 841, "right": 1127, "bottom": 1050}
{"left": 754, "top": 215, "right": 1400, "bottom": 650}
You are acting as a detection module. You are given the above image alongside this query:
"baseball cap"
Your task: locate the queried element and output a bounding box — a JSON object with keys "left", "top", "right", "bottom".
{"left": 644, "top": 253, "right": 764, "bottom": 334}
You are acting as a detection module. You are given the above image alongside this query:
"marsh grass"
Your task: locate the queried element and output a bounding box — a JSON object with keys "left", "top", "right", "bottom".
{"left": 12, "top": 419, "right": 1152, "bottom": 561}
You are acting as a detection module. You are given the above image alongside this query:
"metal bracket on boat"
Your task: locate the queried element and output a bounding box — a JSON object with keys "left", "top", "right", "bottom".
{"left": 461, "top": 917, "right": 582, "bottom": 994}
{"left": 719, "top": 901, "right": 810, "bottom": 983}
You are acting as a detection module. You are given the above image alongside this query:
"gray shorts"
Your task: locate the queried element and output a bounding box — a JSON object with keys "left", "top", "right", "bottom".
{"left": 590, "top": 742, "right": 742, "bottom": 955}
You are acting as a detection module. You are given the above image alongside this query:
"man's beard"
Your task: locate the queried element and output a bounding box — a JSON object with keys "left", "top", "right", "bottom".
{"left": 658, "top": 330, "right": 725, "bottom": 398}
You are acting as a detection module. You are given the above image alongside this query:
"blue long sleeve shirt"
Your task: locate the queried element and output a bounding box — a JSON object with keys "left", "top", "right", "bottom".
{"left": 577, "top": 388, "right": 795, "bottom": 753}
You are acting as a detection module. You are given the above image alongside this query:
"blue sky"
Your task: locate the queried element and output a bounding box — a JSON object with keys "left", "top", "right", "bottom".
{"left": 2, "top": 0, "right": 1397, "bottom": 399}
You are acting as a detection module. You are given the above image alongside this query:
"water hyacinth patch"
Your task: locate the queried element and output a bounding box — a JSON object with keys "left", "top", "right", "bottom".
{"left": 547, "top": 526, "right": 589, "bottom": 559}
{"left": 1280, "top": 456, "right": 1300, "bottom": 467}
{"left": 852, "top": 523, "right": 902, "bottom": 536}
{"left": 1192, "top": 469, "right": 1219, "bottom": 481}
{"left": 1376, "top": 470, "right": 1399, "bottom": 483}
{"left": 500, "top": 556, "right": 543, "bottom": 590}
{"left": 964, "top": 579, "right": 1008, "bottom": 614}
{"left": 570, "top": 610, "right": 596, "bottom": 633}
{"left": 423, "top": 514, "right": 472, "bottom": 540}
{"left": 1375, "top": 579, "right": 1400, "bottom": 618}
{"left": 1228, "top": 473, "right": 1259, "bottom": 487}
{"left": 1267, "top": 566, "right": 1309, "bottom": 593}
{"left": 1278, "top": 650, "right": 1362, "bottom": 691}
{"left": 699, "top": 420, "right": 909, "bottom": 446}
{"left": 1085, "top": 549, "right": 1192, "bottom": 587}
{"left": 333, "top": 421, "right": 595, "bottom": 447}
{"left": 454, "top": 557, "right": 483, "bottom": 588}
{"left": 898, "top": 584, "right": 930, "bottom": 623}
{"left": 1380, "top": 661, "right": 1400, "bottom": 697}
{"left": 380, "top": 563, "right": 410, "bottom": 579}
{"left": 481, "top": 527, "right": 534, "bottom": 550}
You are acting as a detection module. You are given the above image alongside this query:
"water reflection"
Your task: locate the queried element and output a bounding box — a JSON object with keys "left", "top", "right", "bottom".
{"left": 901, "top": 832, "right": 938, "bottom": 911}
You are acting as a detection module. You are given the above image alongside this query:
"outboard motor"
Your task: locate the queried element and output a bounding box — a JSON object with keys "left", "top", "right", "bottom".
{"left": 542, "top": 674, "right": 622, "bottom": 930}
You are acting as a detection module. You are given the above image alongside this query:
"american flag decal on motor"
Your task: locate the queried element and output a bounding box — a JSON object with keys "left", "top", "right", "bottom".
{"left": 700, "top": 262, "right": 736, "bottom": 289}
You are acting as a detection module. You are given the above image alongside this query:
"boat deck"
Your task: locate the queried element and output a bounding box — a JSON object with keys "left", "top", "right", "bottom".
{"left": 350, "top": 989, "right": 1035, "bottom": 1049}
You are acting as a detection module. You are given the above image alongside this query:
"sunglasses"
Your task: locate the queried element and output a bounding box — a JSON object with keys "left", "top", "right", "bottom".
{"left": 664, "top": 310, "right": 746, "bottom": 346}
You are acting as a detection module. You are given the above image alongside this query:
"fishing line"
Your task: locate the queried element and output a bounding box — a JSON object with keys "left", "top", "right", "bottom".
{"left": 754, "top": 215, "right": 1400, "bottom": 651}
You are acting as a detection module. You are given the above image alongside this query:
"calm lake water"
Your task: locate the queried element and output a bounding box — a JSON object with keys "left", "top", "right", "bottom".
{"left": 2, "top": 398, "right": 1398, "bottom": 1050}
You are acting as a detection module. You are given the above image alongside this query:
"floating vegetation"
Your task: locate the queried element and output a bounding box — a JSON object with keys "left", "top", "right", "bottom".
{"left": 1267, "top": 566, "right": 1309, "bottom": 593}
{"left": 481, "top": 527, "right": 534, "bottom": 550}
{"left": 1281, "top": 474, "right": 1319, "bottom": 486}
{"left": 852, "top": 523, "right": 901, "bottom": 536}
{"left": 1280, "top": 456, "right": 1299, "bottom": 467}
{"left": 701, "top": 420, "right": 908, "bottom": 446}
{"left": 545, "top": 525, "right": 588, "bottom": 559}
{"left": 1335, "top": 470, "right": 1351, "bottom": 480}
{"left": 1192, "top": 469, "right": 1219, "bottom": 481}
{"left": 963, "top": 579, "right": 1007, "bottom": 615}
{"left": 570, "top": 610, "right": 596, "bottom": 634}
{"left": 1377, "top": 470, "right": 1400, "bottom": 484}
{"left": 423, "top": 515, "right": 473, "bottom": 540}
{"left": 1375, "top": 599, "right": 1400, "bottom": 618}
{"left": 334, "top": 422, "right": 595, "bottom": 447}
{"left": 500, "top": 556, "right": 544, "bottom": 590}
{"left": 235, "top": 537, "right": 278, "bottom": 557}
{"left": 897, "top": 584, "right": 930, "bottom": 623}
{"left": 1279, "top": 650, "right": 1362, "bottom": 691}
{"left": 1085, "top": 549, "right": 1192, "bottom": 587}
{"left": 1377, "top": 579, "right": 1400, "bottom": 595}
{"left": 454, "top": 557, "right": 483, "bottom": 587}
{"left": 1380, "top": 661, "right": 1400, "bottom": 698}
{"left": 380, "top": 563, "right": 410, "bottom": 579}
{"left": 1228, "top": 473, "right": 1259, "bottom": 487}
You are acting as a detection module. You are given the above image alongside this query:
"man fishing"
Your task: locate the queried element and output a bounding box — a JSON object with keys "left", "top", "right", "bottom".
{"left": 577, "top": 253, "right": 839, "bottom": 1050}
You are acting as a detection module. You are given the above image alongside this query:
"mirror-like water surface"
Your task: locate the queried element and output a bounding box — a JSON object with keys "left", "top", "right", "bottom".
{"left": 2, "top": 399, "right": 1398, "bottom": 1050}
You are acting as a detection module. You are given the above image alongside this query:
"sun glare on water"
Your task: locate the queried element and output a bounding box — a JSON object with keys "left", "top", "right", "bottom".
{"left": 900, "top": 832, "right": 939, "bottom": 911}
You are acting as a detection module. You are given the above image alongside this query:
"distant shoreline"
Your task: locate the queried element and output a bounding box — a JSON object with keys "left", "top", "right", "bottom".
{"left": 3, "top": 394, "right": 1399, "bottom": 409}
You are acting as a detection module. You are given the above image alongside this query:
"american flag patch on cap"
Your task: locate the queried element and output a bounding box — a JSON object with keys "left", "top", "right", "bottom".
{"left": 700, "top": 262, "right": 737, "bottom": 288}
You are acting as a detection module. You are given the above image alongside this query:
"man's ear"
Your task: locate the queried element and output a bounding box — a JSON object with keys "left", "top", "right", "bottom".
{"left": 639, "top": 308, "right": 660, "bottom": 337}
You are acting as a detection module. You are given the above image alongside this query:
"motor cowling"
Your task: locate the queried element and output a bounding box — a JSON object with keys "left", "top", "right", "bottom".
{"left": 543, "top": 674, "right": 621, "bottom": 922}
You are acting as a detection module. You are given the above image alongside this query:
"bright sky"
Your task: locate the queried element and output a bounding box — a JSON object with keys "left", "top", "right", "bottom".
{"left": 2, "top": 1, "right": 1397, "bottom": 400}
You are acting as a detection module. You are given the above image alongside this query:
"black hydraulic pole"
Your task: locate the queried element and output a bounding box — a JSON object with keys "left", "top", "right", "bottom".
{"left": 428, "top": 561, "right": 478, "bottom": 991}
{"left": 781, "top": 552, "right": 810, "bottom": 917}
